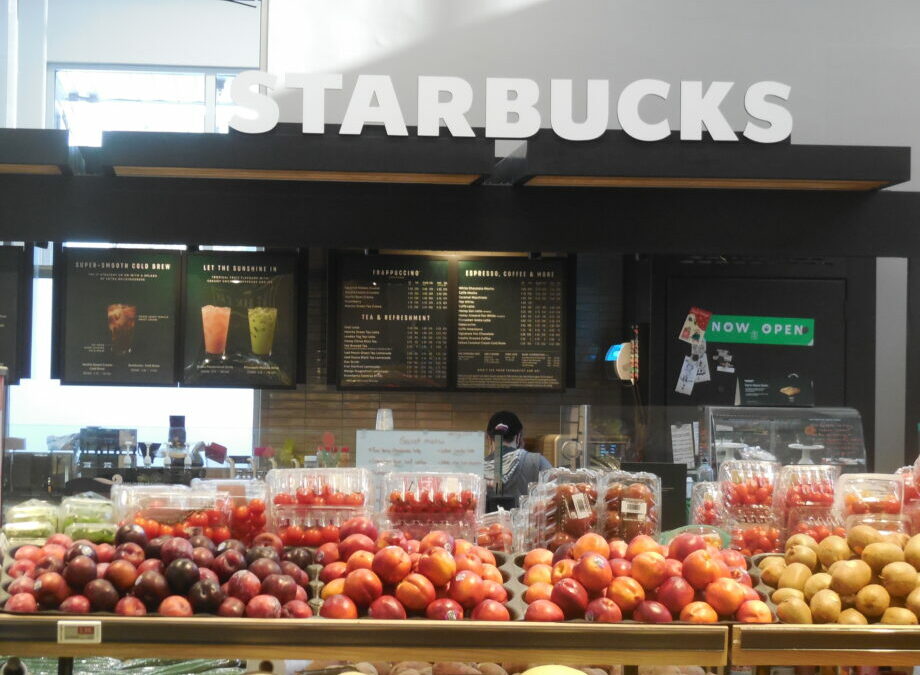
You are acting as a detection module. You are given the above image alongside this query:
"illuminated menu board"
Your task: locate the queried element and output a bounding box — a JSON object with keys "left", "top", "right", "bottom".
{"left": 60, "top": 248, "right": 180, "bottom": 385}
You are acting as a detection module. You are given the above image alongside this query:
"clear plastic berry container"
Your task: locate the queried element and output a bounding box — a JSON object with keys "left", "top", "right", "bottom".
{"left": 904, "top": 501, "right": 920, "bottom": 535}
{"left": 775, "top": 465, "right": 839, "bottom": 511}
{"left": 532, "top": 467, "right": 599, "bottom": 550}
{"left": 383, "top": 471, "right": 484, "bottom": 541}
{"left": 119, "top": 486, "right": 231, "bottom": 540}
{"left": 191, "top": 478, "right": 268, "bottom": 545}
{"left": 599, "top": 470, "right": 661, "bottom": 540}
{"left": 6, "top": 499, "right": 59, "bottom": 531}
{"left": 844, "top": 513, "right": 911, "bottom": 537}
{"left": 896, "top": 465, "right": 920, "bottom": 505}
{"left": 719, "top": 460, "right": 779, "bottom": 519}
{"left": 267, "top": 467, "right": 371, "bottom": 537}
{"left": 111, "top": 483, "right": 189, "bottom": 523}
{"left": 835, "top": 473, "right": 903, "bottom": 517}
{"left": 60, "top": 493, "right": 114, "bottom": 532}
{"left": 477, "top": 509, "right": 513, "bottom": 552}
{"left": 784, "top": 506, "right": 845, "bottom": 543}
{"left": 690, "top": 481, "right": 724, "bottom": 527}
{"left": 728, "top": 512, "right": 782, "bottom": 556}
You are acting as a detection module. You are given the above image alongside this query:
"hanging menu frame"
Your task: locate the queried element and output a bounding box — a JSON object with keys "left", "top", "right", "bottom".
{"left": 329, "top": 251, "right": 573, "bottom": 392}
{"left": 54, "top": 245, "right": 183, "bottom": 386}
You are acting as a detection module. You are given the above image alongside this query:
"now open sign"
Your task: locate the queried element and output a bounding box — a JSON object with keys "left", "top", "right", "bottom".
{"left": 706, "top": 314, "right": 814, "bottom": 346}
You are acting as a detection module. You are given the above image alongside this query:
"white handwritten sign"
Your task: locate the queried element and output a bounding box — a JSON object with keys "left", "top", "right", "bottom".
{"left": 356, "top": 430, "right": 485, "bottom": 475}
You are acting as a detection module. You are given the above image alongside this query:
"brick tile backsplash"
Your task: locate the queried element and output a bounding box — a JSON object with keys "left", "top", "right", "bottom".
{"left": 257, "top": 250, "right": 625, "bottom": 454}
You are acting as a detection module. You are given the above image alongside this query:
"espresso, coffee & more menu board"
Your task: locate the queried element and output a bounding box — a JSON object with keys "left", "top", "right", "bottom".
{"left": 337, "top": 255, "right": 449, "bottom": 388}
{"left": 60, "top": 248, "right": 180, "bottom": 385}
{"left": 456, "top": 258, "right": 565, "bottom": 390}
{"left": 182, "top": 252, "right": 297, "bottom": 388}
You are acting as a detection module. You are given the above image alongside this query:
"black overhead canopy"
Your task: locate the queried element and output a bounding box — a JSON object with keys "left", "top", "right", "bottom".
{"left": 0, "top": 128, "right": 72, "bottom": 175}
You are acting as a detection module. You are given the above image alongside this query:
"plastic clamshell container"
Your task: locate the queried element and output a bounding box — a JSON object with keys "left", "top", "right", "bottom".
{"left": 727, "top": 511, "right": 782, "bottom": 556}
{"left": 63, "top": 521, "right": 116, "bottom": 544}
{"left": 531, "top": 467, "right": 599, "bottom": 550}
{"left": 267, "top": 467, "right": 371, "bottom": 533}
{"left": 476, "top": 509, "right": 513, "bottom": 552}
{"left": 783, "top": 505, "right": 845, "bottom": 543}
{"left": 6, "top": 499, "right": 59, "bottom": 530}
{"left": 719, "top": 460, "right": 780, "bottom": 519}
{"left": 191, "top": 478, "right": 267, "bottom": 507}
{"left": 2, "top": 519, "right": 55, "bottom": 541}
{"left": 835, "top": 472, "right": 903, "bottom": 517}
{"left": 845, "top": 512, "right": 911, "bottom": 536}
{"left": 895, "top": 466, "right": 920, "bottom": 505}
{"left": 383, "top": 471, "right": 484, "bottom": 541}
{"left": 111, "top": 483, "right": 188, "bottom": 523}
{"left": 904, "top": 501, "right": 920, "bottom": 535}
{"left": 598, "top": 470, "right": 661, "bottom": 540}
{"left": 60, "top": 494, "right": 114, "bottom": 531}
{"left": 690, "top": 481, "right": 724, "bottom": 527}
{"left": 774, "top": 464, "right": 839, "bottom": 511}
{"left": 120, "top": 487, "right": 227, "bottom": 526}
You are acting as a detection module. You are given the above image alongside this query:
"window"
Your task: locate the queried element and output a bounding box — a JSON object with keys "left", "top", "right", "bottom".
{"left": 50, "top": 66, "right": 241, "bottom": 146}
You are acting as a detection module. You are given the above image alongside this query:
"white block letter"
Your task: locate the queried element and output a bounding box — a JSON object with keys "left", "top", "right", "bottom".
{"left": 285, "top": 73, "right": 343, "bottom": 134}
{"left": 229, "top": 70, "right": 279, "bottom": 134}
{"left": 485, "top": 78, "right": 541, "bottom": 138}
{"left": 617, "top": 79, "right": 670, "bottom": 142}
{"left": 418, "top": 76, "right": 475, "bottom": 137}
{"left": 680, "top": 81, "right": 737, "bottom": 141}
{"left": 743, "top": 81, "right": 793, "bottom": 143}
{"left": 340, "top": 75, "right": 408, "bottom": 136}
{"left": 550, "top": 79, "right": 609, "bottom": 141}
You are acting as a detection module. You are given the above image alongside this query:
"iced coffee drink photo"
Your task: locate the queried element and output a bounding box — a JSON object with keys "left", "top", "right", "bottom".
{"left": 201, "top": 305, "right": 231, "bottom": 356}
{"left": 107, "top": 303, "right": 137, "bottom": 355}
{"left": 248, "top": 306, "right": 277, "bottom": 356}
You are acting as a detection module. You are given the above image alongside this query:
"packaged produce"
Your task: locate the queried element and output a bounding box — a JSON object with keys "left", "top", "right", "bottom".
{"left": 775, "top": 465, "right": 839, "bottom": 511}
{"left": 719, "top": 460, "right": 779, "bottom": 519}
{"left": 118, "top": 485, "right": 230, "bottom": 541}
{"left": 60, "top": 493, "right": 114, "bottom": 532}
{"left": 599, "top": 470, "right": 661, "bottom": 540}
{"left": 728, "top": 513, "right": 782, "bottom": 556}
{"left": 111, "top": 483, "right": 188, "bottom": 523}
{"left": 191, "top": 478, "right": 267, "bottom": 544}
{"left": 844, "top": 513, "right": 911, "bottom": 537}
{"left": 2, "top": 519, "right": 55, "bottom": 542}
{"left": 532, "top": 467, "right": 599, "bottom": 550}
{"left": 836, "top": 473, "right": 902, "bottom": 517}
{"left": 63, "top": 521, "right": 117, "bottom": 544}
{"left": 6, "top": 499, "right": 59, "bottom": 531}
{"left": 384, "top": 471, "right": 483, "bottom": 540}
{"left": 690, "top": 481, "right": 724, "bottom": 527}
{"left": 476, "top": 509, "right": 513, "bottom": 551}
{"left": 784, "top": 506, "right": 845, "bottom": 543}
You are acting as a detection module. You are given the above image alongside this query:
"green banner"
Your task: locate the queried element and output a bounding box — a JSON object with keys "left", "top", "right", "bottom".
{"left": 706, "top": 314, "right": 814, "bottom": 346}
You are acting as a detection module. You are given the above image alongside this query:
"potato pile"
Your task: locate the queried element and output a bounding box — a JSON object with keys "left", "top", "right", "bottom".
{"left": 758, "top": 527, "right": 920, "bottom": 625}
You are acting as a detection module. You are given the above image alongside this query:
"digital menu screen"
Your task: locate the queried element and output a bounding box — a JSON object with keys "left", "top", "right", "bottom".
{"left": 182, "top": 251, "right": 298, "bottom": 388}
{"left": 456, "top": 258, "right": 565, "bottom": 390}
{"left": 0, "top": 247, "right": 25, "bottom": 382}
{"left": 60, "top": 248, "right": 180, "bottom": 385}
{"left": 336, "top": 255, "right": 449, "bottom": 388}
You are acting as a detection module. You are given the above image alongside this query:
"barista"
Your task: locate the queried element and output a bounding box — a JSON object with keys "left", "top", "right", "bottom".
{"left": 484, "top": 411, "right": 551, "bottom": 504}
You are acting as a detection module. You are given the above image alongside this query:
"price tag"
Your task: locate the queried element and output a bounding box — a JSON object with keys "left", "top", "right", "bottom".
{"left": 621, "top": 498, "right": 648, "bottom": 521}
{"left": 57, "top": 620, "right": 102, "bottom": 644}
{"left": 568, "top": 492, "right": 592, "bottom": 519}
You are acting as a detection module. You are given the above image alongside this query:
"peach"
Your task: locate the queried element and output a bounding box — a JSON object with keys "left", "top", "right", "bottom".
{"left": 625, "top": 535, "right": 660, "bottom": 561}
{"left": 343, "top": 568, "right": 383, "bottom": 608}
{"left": 453, "top": 538, "right": 473, "bottom": 556}
{"left": 319, "top": 593, "right": 358, "bottom": 619}
{"left": 608, "top": 539, "right": 628, "bottom": 559}
{"left": 630, "top": 551, "right": 668, "bottom": 591}
{"left": 656, "top": 575, "right": 695, "bottom": 614}
{"left": 524, "top": 548, "right": 553, "bottom": 569}
{"left": 585, "top": 596, "right": 623, "bottom": 623}
{"left": 368, "top": 594, "right": 407, "bottom": 620}
{"left": 551, "top": 577, "right": 589, "bottom": 618}
{"left": 524, "top": 599, "right": 565, "bottom": 622}
{"left": 609, "top": 558, "right": 632, "bottom": 577}
{"left": 471, "top": 546, "right": 496, "bottom": 566}
{"left": 482, "top": 579, "right": 508, "bottom": 603}
{"left": 338, "top": 534, "right": 376, "bottom": 561}
{"left": 680, "top": 600, "right": 719, "bottom": 623}
{"left": 573, "top": 533, "right": 610, "bottom": 559}
{"left": 551, "top": 558, "right": 576, "bottom": 584}
{"left": 395, "top": 572, "right": 437, "bottom": 611}
{"left": 573, "top": 553, "right": 613, "bottom": 593}
{"left": 455, "top": 553, "right": 484, "bottom": 576}
{"left": 735, "top": 599, "right": 773, "bottom": 623}
{"left": 665, "top": 558, "right": 683, "bottom": 578}
{"left": 471, "top": 598, "right": 511, "bottom": 621}
{"left": 371, "top": 546, "right": 412, "bottom": 586}
{"left": 523, "top": 563, "right": 552, "bottom": 586}
{"left": 720, "top": 549, "right": 747, "bottom": 569}
{"left": 481, "top": 564, "right": 503, "bottom": 584}
{"left": 524, "top": 581, "right": 553, "bottom": 603}
{"left": 741, "top": 585, "right": 761, "bottom": 603}
{"left": 668, "top": 532, "right": 708, "bottom": 561}
{"left": 319, "top": 561, "right": 348, "bottom": 583}
{"left": 683, "top": 549, "right": 722, "bottom": 590}
{"left": 704, "top": 578, "right": 746, "bottom": 616}
{"left": 607, "top": 576, "right": 645, "bottom": 614}
{"left": 345, "top": 550, "right": 375, "bottom": 572}
{"left": 417, "top": 547, "right": 456, "bottom": 587}
{"left": 730, "top": 568, "right": 753, "bottom": 587}
{"left": 448, "top": 570, "right": 486, "bottom": 609}
{"left": 420, "top": 530, "right": 454, "bottom": 554}
{"left": 320, "top": 577, "right": 346, "bottom": 600}
{"left": 634, "top": 600, "right": 673, "bottom": 623}
{"left": 426, "top": 597, "right": 464, "bottom": 620}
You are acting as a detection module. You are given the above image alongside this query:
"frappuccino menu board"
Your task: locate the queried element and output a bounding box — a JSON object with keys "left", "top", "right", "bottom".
{"left": 337, "top": 255, "right": 449, "bottom": 388}
{"left": 61, "top": 248, "right": 180, "bottom": 385}
{"left": 456, "top": 258, "right": 565, "bottom": 390}
{"left": 182, "top": 252, "right": 297, "bottom": 388}
{"left": 0, "top": 247, "right": 23, "bottom": 382}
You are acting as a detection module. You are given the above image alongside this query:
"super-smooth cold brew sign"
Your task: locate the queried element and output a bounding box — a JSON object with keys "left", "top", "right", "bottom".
{"left": 337, "top": 255, "right": 449, "bottom": 388}
{"left": 183, "top": 252, "right": 297, "bottom": 388}
{"left": 61, "top": 248, "right": 180, "bottom": 385}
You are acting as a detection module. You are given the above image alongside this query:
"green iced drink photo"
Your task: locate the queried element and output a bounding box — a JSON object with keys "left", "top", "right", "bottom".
{"left": 248, "top": 307, "right": 278, "bottom": 356}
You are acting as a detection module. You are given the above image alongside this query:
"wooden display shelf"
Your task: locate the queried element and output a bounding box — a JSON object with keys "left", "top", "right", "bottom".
{"left": 732, "top": 624, "right": 920, "bottom": 666}
{"left": 0, "top": 615, "right": 728, "bottom": 665}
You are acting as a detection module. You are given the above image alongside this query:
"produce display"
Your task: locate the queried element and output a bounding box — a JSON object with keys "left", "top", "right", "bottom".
{"left": 517, "top": 532, "right": 770, "bottom": 624}
{"left": 2, "top": 524, "right": 314, "bottom": 619}
{"left": 836, "top": 473, "right": 902, "bottom": 517}
{"left": 759, "top": 525, "right": 920, "bottom": 625}
{"left": 599, "top": 472, "right": 661, "bottom": 541}
{"left": 719, "top": 460, "right": 778, "bottom": 517}
{"left": 384, "top": 472, "right": 483, "bottom": 541}
{"left": 531, "top": 469, "right": 599, "bottom": 550}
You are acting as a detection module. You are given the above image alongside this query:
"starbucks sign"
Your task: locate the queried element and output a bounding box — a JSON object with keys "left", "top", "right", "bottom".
{"left": 706, "top": 315, "right": 814, "bottom": 346}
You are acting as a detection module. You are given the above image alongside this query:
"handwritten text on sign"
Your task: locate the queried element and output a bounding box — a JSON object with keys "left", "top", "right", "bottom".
{"left": 356, "top": 430, "right": 485, "bottom": 475}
